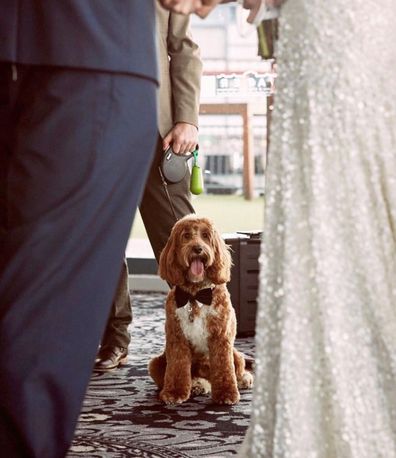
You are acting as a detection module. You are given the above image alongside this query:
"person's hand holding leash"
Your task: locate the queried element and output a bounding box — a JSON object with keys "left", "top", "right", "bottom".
{"left": 163, "top": 122, "right": 198, "bottom": 155}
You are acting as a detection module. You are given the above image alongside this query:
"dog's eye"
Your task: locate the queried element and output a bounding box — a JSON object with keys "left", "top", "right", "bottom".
{"left": 183, "top": 233, "right": 192, "bottom": 240}
{"left": 202, "top": 232, "right": 210, "bottom": 239}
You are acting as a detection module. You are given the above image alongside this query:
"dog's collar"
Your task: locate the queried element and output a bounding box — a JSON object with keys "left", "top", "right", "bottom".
{"left": 175, "top": 286, "right": 213, "bottom": 308}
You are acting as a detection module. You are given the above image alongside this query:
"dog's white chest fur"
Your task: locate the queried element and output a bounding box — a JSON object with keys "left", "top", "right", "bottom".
{"left": 176, "top": 302, "right": 214, "bottom": 354}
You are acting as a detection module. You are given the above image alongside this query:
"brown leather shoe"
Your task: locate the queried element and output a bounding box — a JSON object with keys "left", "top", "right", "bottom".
{"left": 94, "top": 346, "right": 128, "bottom": 372}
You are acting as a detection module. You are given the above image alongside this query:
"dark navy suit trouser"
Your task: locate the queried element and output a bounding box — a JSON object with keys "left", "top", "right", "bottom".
{"left": 0, "top": 64, "right": 157, "bottom": 457}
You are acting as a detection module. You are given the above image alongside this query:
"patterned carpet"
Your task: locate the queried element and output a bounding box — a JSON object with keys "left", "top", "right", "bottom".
{"left": 69, "top": 293, "right": 255, "bottom": 458}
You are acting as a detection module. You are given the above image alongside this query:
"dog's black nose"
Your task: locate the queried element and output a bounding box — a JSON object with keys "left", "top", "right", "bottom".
{"left": 193, "top": 245, "right": 203, "bottom": 254}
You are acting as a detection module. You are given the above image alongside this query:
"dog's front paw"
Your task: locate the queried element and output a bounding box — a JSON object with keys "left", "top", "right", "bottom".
{"left": 212, "top": 386, "right": 240, "bottom": 405}
{"left": 159, "top": 388, "right": 190, "bottom": 405}
{"left": 238, "top": 371, "right": 253, "bottom": 389}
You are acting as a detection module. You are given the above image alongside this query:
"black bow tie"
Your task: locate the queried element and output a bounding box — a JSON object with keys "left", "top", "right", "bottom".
{"left": 175, "top": 286, "right": 213, "bottom": 308}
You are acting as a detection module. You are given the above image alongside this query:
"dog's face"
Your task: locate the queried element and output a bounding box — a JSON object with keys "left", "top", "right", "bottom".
{"left": 159, "top": 215, "right": 232, "bottom": 286}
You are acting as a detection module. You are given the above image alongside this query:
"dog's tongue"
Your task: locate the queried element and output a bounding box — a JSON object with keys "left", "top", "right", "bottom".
{"left": 190, "top": 259, "right": 204, "bottom": 277}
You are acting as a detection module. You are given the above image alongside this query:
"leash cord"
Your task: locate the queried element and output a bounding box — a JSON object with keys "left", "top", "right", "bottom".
{"left": 158, "top": 166, "right": 179, "bottom": 222}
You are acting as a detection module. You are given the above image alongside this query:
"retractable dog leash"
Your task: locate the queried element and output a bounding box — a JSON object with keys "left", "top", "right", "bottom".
{"left": 158, "top": 145, "right": 203, "bottom": 222}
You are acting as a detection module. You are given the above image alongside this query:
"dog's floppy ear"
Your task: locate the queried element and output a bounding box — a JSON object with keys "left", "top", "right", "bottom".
{"left": 206, "top": 224, "right": 232, "bottom": 284}
{"left": 158, "top": 223, "right": 184, "bottom": 286}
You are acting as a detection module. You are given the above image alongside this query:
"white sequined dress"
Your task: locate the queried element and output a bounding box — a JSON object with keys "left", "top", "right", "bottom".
{"left": 239, "top": 1, "right": 396, "bottom": 457}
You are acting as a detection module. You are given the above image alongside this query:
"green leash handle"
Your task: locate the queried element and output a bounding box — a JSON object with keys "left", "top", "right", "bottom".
{"left": 190, "top": 147, "right": 204, "bottom": 195}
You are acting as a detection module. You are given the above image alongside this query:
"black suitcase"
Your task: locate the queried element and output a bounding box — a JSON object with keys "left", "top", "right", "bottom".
{"left": 223, "top": 231, "right": 262, "bottom": 336}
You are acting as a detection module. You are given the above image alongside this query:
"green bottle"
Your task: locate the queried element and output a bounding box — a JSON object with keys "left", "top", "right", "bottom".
{"left": 190, "top": 149, "right": 204, "bottom": 195}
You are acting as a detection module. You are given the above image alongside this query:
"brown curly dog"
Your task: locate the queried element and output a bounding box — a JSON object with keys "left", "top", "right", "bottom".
{"left": 148, "top": 214, "right": 253, "bottom": 405}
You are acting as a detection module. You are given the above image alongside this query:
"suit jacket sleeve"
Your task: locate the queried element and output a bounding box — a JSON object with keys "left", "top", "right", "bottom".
{"left": 167, "top": 13, "right": 203, "bottom": 129}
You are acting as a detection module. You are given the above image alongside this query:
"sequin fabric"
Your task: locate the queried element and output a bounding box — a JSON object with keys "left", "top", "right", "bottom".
{"left": 239, "top": 1, "right": 396, "bottom": 457}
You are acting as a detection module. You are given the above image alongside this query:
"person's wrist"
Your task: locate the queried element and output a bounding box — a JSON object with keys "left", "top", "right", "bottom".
{"left": 175, "top": 121, "right": 198, "bottom": 130}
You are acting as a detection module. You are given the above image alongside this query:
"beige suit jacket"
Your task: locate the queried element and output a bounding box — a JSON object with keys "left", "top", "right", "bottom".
{"left": 156, "top": 3, "right": 203, "bottom": 138}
